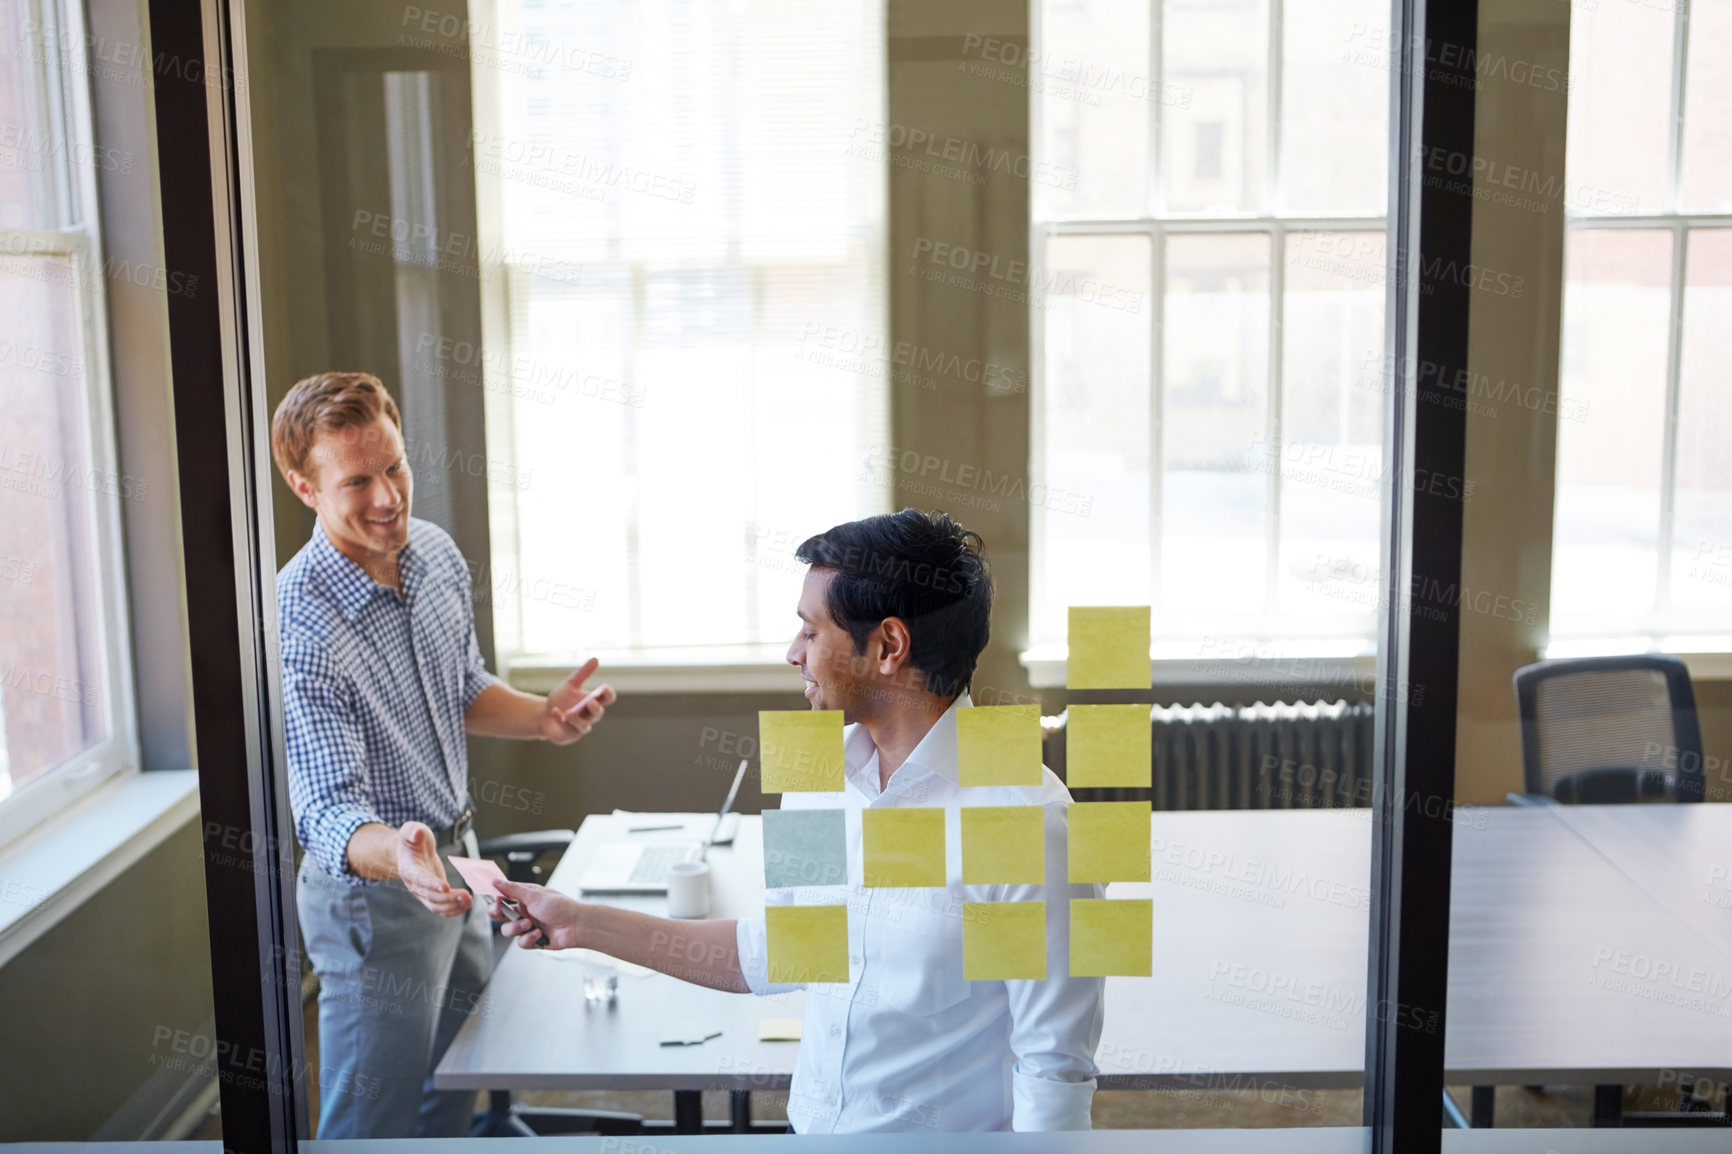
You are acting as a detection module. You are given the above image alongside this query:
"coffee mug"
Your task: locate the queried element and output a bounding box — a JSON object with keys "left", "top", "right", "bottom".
{"left": 666, "top": 860, "right": 711, "bottom": 918}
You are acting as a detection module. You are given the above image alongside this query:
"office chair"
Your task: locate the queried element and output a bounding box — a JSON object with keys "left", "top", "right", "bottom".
{"left": 1500, "top": 656, "right": 1724, "bottom": 1127}
{"left": 1510, "top": 654, "right": 1706, "bottom": 804}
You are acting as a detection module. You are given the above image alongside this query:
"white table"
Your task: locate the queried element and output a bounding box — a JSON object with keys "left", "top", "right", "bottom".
{"left": 436, "top": 807, "right": 1732, "bottom": 1129}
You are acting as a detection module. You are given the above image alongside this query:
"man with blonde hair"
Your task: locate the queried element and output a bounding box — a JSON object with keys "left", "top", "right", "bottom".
{"left": 271, "top": 371, "right": 615, "bottom": 1137}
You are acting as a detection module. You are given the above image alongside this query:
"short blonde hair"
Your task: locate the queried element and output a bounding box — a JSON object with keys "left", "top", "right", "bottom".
{"left": 269, "top": 371, "right": 402, "bottom": 482}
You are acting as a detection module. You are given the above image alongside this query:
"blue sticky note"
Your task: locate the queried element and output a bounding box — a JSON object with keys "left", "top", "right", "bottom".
{"left": 763, "top": 808, "right": 848, "bottom": 889}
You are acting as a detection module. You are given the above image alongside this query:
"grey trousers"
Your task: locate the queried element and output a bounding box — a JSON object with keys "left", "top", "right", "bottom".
{"left": 297, "top": 832, "right": 493, "bottom": 1138}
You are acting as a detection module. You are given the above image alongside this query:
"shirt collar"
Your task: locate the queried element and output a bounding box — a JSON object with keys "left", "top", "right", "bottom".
{"left": 308, "top": 520, "right": 413, "bottom": 622}
{"left": 844, "top": 692, "right": 972, "bottom": 795}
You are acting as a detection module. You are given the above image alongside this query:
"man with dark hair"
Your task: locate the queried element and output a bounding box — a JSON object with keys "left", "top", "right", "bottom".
{"left": 272, "top": 371, "right": 618, "bottom": 1137}
{"left": 496, "top": 509, "right": 1105, "bottom": 1132}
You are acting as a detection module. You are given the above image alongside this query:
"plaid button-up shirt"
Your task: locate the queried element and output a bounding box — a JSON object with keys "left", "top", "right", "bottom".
{"left": 279, "top": 517, "right": 499, "bottom": 883}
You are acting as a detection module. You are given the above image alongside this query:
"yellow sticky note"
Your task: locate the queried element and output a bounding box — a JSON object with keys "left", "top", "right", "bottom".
{"left": 765, "top": 904, "right": 849, "bottom": 983}
{"left": 759, "top": 1018, "right": 803, "bottom": 1041}
{"left": 760, "top": 710, "right": 845, "bottom": 793}
{"left": 1066, "top": 704, "right": 1151, "bottom": 788}
{"left": 964, "top": 901, "right": 1047, "bottom": 980}
{"left": 1070, "top": 898, "right": 1153, "bottom": 977}
{"left": 1068, "top": 801, "right": 1150, "bottom": 883}
{"left": 1066, "top": 606, "right": 1151, "bottom": 689}
{"left": 961, "top": 806, "right": 1046, "bottom": 885}
{"left": 862, "top": 807, "right": 946, "bottom": 887}
{"left": 957, "top": 705, "right": 1042, "bottom": 787}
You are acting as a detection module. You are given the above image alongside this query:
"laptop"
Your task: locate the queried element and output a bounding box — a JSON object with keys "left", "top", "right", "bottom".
{"left": 577, "top": 759, "right": 749, "bottom": 893}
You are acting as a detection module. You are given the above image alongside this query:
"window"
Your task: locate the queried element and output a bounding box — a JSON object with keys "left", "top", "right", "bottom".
{"left": 1551, "top": 0, "right": 1732, "bottom": 646}
{"left": 0, "top": 0, "right": 135, "bottom": 844}
{"left": 474, "top": 0, "right": 888, "bottom": 666}
{"left": 1030, "top": 0, "right": 1390, "bottom": 656}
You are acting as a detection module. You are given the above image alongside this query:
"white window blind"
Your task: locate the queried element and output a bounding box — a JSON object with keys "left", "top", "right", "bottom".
{"left": 476, "top": 0, "right": 888, "bottom": 663}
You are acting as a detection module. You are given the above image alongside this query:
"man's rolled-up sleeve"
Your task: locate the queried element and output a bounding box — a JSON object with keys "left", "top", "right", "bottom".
{"left": 282, "top": 631, "right": 383, "bottom": 881}
{"left": 735, "top": 892, "right": 807, "bottom": 997}
{"left": 999, "top": 799, "right": 1107, "bottom": 1131}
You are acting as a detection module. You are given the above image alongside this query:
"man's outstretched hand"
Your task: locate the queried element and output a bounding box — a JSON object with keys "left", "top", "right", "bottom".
{"left": 495, "top": 879, "right": 583, "bottom": 950}
{"left": 397, "top": 821, "right": 472, "bottom": 917}
{"left": 540, "top": 656, "right": 617, "bottom": 745}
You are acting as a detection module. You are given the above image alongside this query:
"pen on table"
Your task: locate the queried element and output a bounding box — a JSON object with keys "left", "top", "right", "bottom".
{"left": 628, "top": 823, "right": 683, "bottom": 833}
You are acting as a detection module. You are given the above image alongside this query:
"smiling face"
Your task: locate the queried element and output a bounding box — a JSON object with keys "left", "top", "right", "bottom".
{"left": 287, "top": 414, "right": 412, "bottom": 573}
{"left": 786, "top": 568, "right": 875, "bottom": 719}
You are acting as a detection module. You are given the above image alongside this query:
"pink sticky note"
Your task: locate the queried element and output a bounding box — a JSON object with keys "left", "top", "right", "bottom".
{"left": 447, "top": 855, "right": 507, "bottom": 901}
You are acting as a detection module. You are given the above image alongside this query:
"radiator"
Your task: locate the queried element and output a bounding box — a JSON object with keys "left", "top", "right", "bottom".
{"left": 1050, "top": 700, "right": 1377, "bottom": 810}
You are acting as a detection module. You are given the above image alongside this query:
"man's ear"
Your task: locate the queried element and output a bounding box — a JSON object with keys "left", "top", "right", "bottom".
{"left": 875, "top": 616, "right": 914, "bottom": 676}
{"left": 284, "top": 468, "right": 319, "bottom": 511}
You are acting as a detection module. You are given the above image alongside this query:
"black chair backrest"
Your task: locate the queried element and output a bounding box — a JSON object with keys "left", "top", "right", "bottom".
{"left": 1512, "top": 655, "right": 1704, "bottom": 803}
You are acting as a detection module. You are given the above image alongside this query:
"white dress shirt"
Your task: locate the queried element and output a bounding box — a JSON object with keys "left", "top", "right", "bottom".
{"left": 735, "top": 695, "right": 1106, "bottom": 1133}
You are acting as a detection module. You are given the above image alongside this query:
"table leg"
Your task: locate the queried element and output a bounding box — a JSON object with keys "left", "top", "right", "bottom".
{"left": 1470, "top": 1086, "right": 1495, "bottom": 1128}
{"left": 730, "top": 1091, "right": 752, "bottom": 1133}
{"left": 673, "top": 1089, "right": 704, "bottom": 1133}
{"left": 1593, "top": 1084, "right": 1623, "bottom": 1127}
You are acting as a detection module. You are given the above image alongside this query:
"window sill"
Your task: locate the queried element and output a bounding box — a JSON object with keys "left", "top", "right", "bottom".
{"left": 1020, "top": 640, "right": 1378, "bottom": 691}
{"left": 1542, "top": 638, "right": 1732, "bottom": 681}
{"left": 507, "top": 645, "right": 803, "bottom": 695}
{"left": 0, "top": 769, "right": 200, "bottom": 968}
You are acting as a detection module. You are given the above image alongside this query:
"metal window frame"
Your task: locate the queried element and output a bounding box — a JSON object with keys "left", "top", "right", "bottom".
{"left": 161, "top": 0, "right": 1476, "bottom": 1149}
{"left": 148, "top": 0, "right": 305, "bottom": 1148}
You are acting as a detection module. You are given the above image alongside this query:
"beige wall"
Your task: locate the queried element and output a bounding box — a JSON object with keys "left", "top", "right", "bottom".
{"left": 0, "top": 823, "right": 215, "bottom": 1140}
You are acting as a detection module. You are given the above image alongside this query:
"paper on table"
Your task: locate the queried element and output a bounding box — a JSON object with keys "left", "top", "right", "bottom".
{"left": 766, "top": 904, "right": 850, "bottom": 984}
{"left": 1065, "top": 704, "right": 1152, "bottom": 789}
{"left": 758, "top": 1018, "right": 803, "bottom": 1042}
{"left": 763, "top": 807, "right": 848, "bottom": 889}
{"left": 960, "top": 806, "right": 1045, "bottom": 885}
{"left": 1070, "top": 898, "right": 1153, "bottom": 977}
{"left": 963, "top": 900, "right": 1047, "bottom": 980}
{"left": 759, "top": 710, "right": 846, "bottom": 793}
{"left": 956, "top": 704, "right": 1042, "bottom": 787}
{"left": 1066, "top": 606, "right": 1151, "bottom": 689}
{"left": 1067, "top": 801, "right": 1151, "bottom": 883}
{"left": 862, "top": 807, "right": 946, "bottom": 888}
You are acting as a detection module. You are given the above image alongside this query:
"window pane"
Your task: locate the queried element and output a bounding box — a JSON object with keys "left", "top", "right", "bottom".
{"left": 1036, "top": 233, "right": 1152, "bottom": 640}
{"left": 1279, "top": 0, "right": 1387, "bottom": 213}
{"left": 0, "top": 0, "right": 74, "bottom": 229}
{"left": 1277, "top": 231, "right": 1384, "bottom": 626}
{"left": 1163, "top": 0, "right": 1269, "bottom": 213}
{"left": 1563, "top": 0, "right": 1672, "bottom": 217}
{"left": 1552, "top": 229, "right": 1672, "bottom": 631}
{"left": 1680, "top": 0, "right": 1732, "bottom": 212}
{"left": 1033, "top": 0, "right": 1153, "bottom": 221}
{"left": 1161, "top": 232, "right": 1269, "bottom": 620}
{"left": 1671, "top": 228, "right": 1732, "bottom": 614}
{"left": 490, "top": 0, "right": 887, "bottom": 654}
{"left": 0, "top": 252, "right": 109, "bottom": 802}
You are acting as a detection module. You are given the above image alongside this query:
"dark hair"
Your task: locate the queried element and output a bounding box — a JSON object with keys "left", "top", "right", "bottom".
{"left": 795, "top": 508, "right": 992, "bottom": 698}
